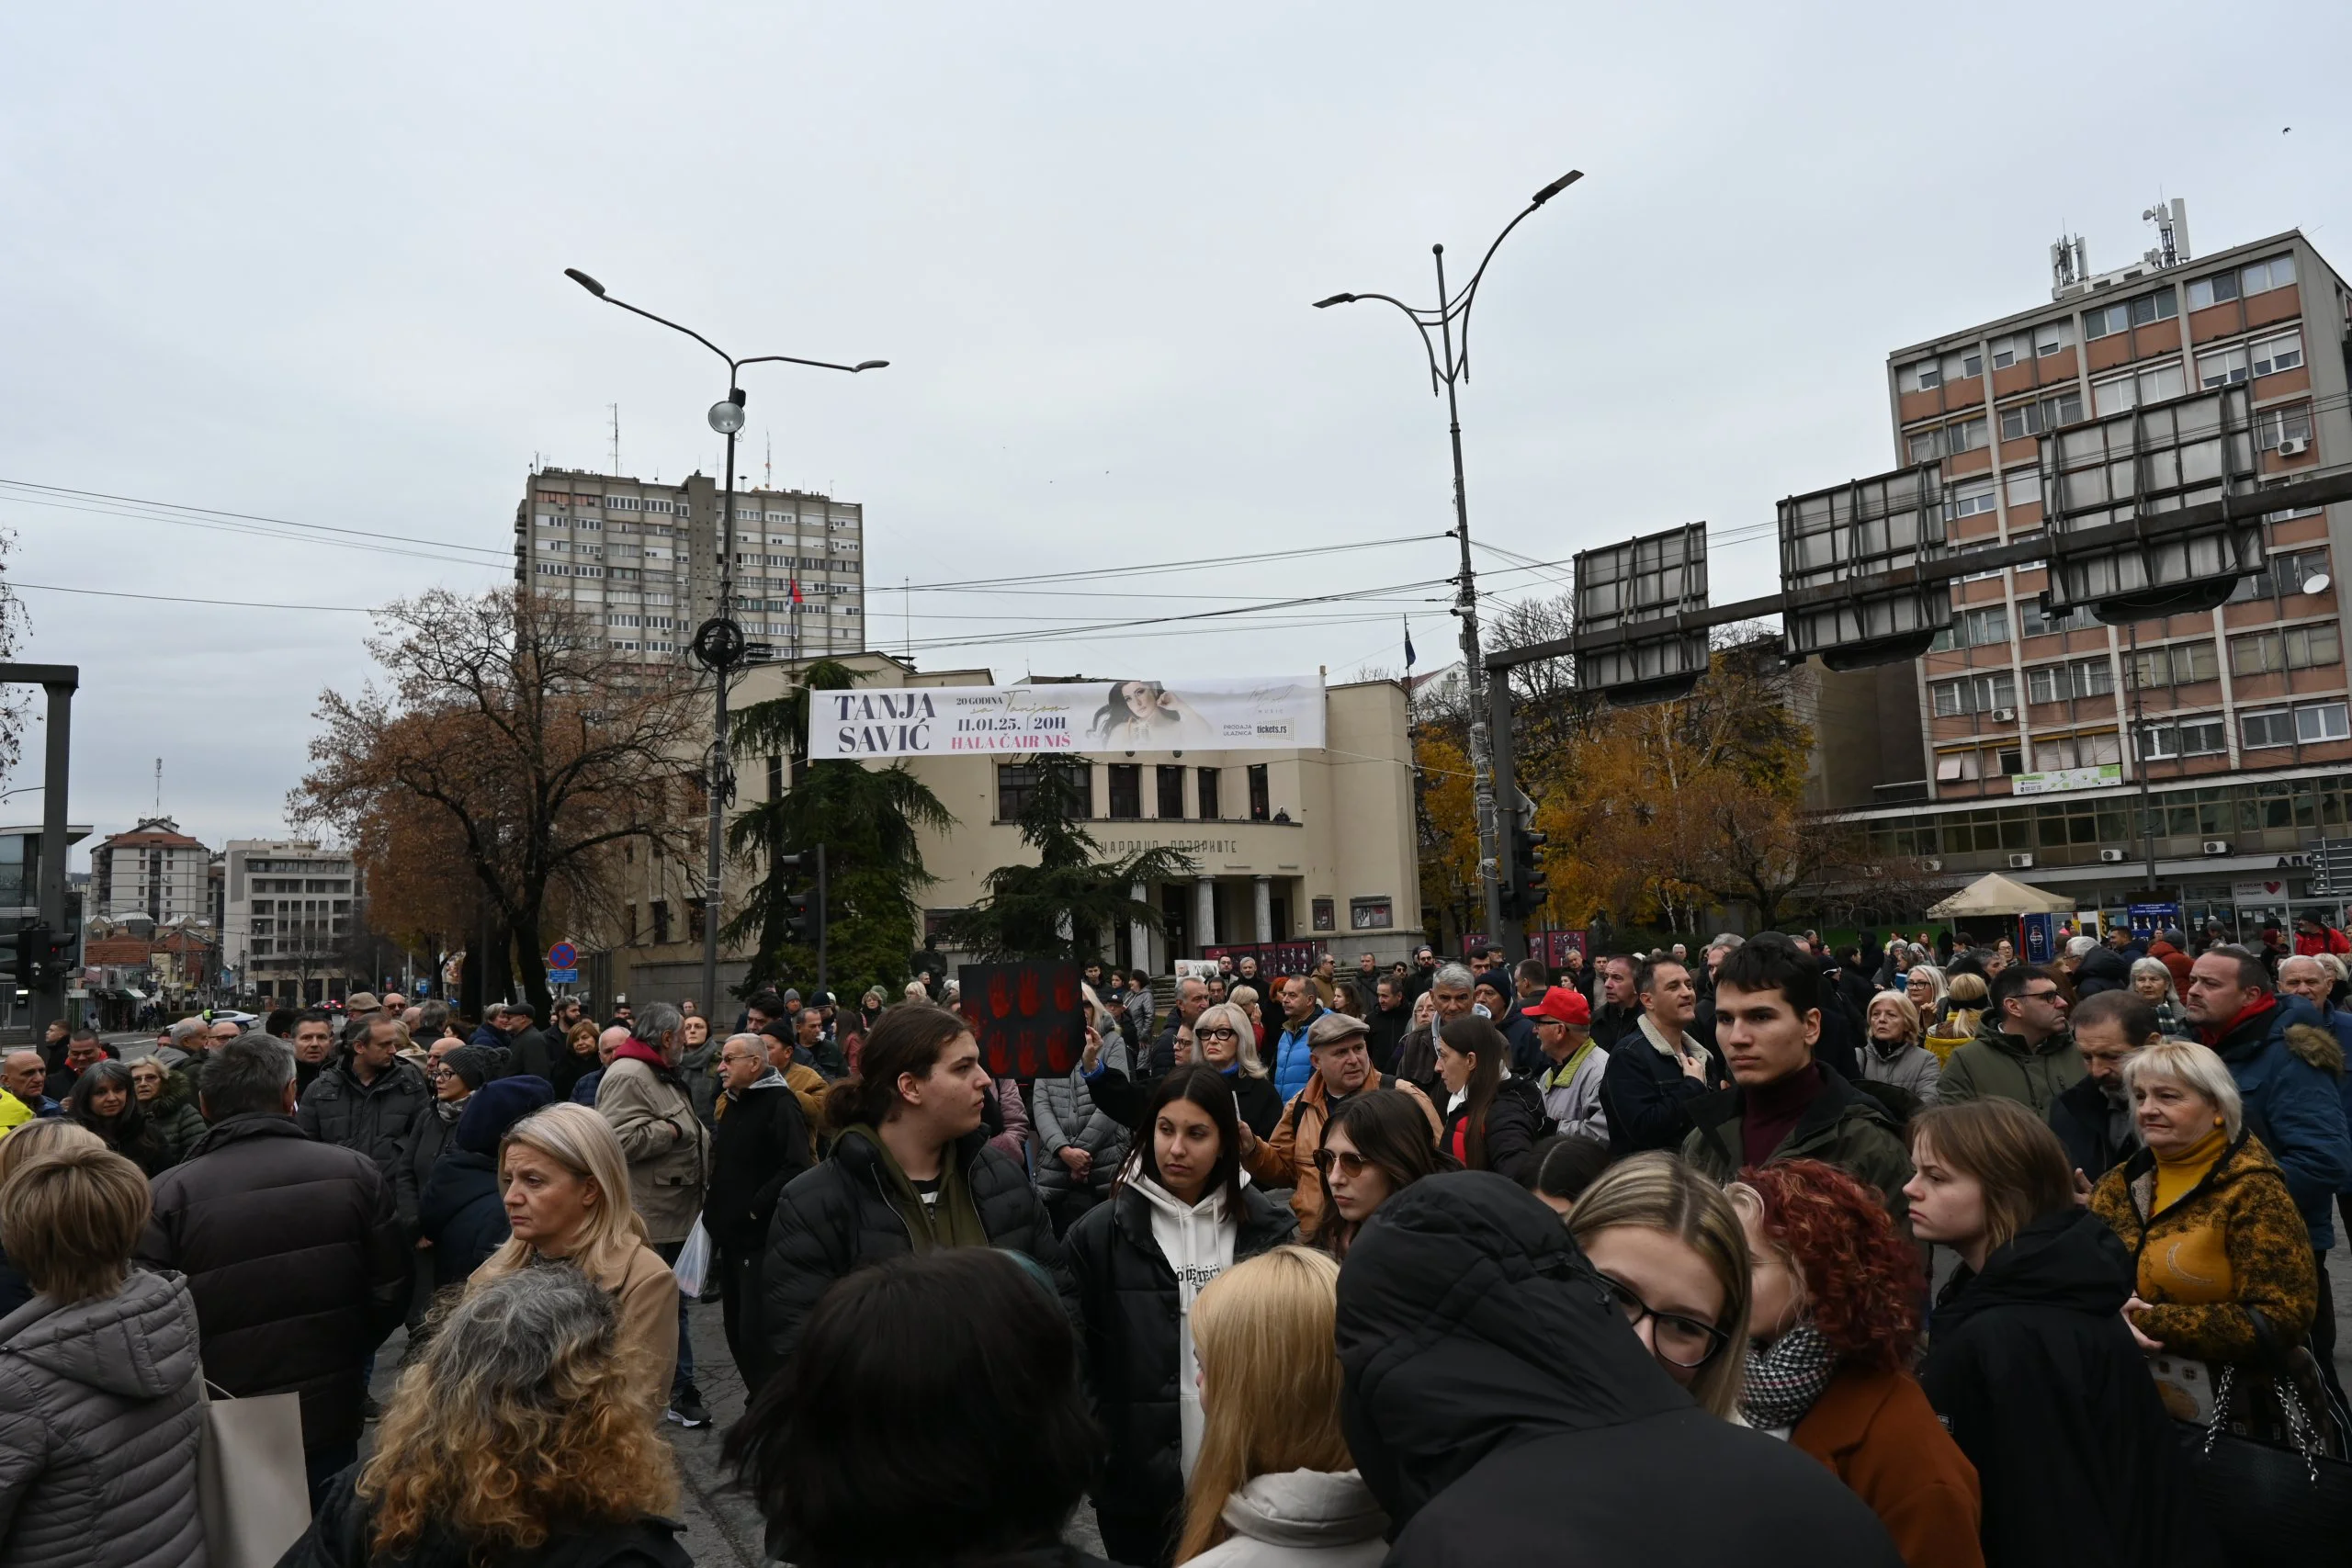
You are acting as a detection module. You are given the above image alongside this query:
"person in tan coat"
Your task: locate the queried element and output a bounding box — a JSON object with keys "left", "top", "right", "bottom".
{"left": 1241, "top": 1012, "right": 1438, "bottom": 1235}
{"left": 1732, "top": 1159, "right": 1983, "bottom": 1568}
{"left": 594, "top": 1003, "right": 713, "bottom": 1427}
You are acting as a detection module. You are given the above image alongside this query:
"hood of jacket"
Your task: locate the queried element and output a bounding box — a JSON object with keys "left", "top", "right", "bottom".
{"left": 2284, "top": 1021, "right": 2346, "bottom": 1078}
{"left": 183, "top": 1109, "right": 311, "bottom": 1161}
{"left": 731, "top": 1066, "right": 789, "bottom": 1095}
{"left": 1217, "top": 1468, "right": 1388, "bottom": 1549}
{"left": 1935, "top": 1208, "right": 2132, "bottom": 1333}
{"left": 2075, "top": 944, "right": 2132, "bottom": 989}
{"left": 1333, "top": 1171, "right": 1688, "bottom": 1532}
{"left": 0, "top": 1266, "right": 199, "bottom": 1401}
{"left": 609, "top": 1038, "right": 674, "bottom": 1074}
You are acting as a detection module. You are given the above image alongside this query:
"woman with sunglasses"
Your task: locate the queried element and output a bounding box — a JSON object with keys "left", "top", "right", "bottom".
{"left": 1310, "top": 1090, "right": 1453, "bottom": 1259}
{"left": 1193, "top": 1002, "right": 1283, "bottom": 1141}
{"left": 1566, "top": 1151, "right": 1750, "bottom": 1417}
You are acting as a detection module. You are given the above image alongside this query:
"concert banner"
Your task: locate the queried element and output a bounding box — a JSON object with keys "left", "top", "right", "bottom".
{"left": 808, "top": 678, "right": 1325, "bottom": 760}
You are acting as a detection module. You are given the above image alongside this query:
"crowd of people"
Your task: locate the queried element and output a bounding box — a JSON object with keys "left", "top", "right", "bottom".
{"left": 0, "top": 920, "right": 2348, "bottom": 1566}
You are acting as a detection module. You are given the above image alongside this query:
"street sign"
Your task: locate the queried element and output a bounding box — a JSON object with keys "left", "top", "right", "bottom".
{"left": 547, "top": 967, "right": 580, "bottom": 985}
{"left": 547, "top": 941, "right": 579, "bottom": 971}
{"left": 1778, "top": 461, "right": 1953, "bottom": 670}
{"left": 1572, "top": 524, "right": 1710, "bottom": 705}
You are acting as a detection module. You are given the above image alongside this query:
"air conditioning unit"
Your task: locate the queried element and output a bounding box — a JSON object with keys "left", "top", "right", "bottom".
{"left": 1992, "top": 708, "right": 2018, "bottom": 722}
{"left": 2278, "top": 436, "right": 2311, "bottom": 457}
{"left": 2202, "top": 840, "right": 2232, "bottom": 855}
{"left": 2098, "top": 849, "right": 2128, "bottom": 863}
{"left": 2008, "top": 853, "right": 2035, "bottom": 869}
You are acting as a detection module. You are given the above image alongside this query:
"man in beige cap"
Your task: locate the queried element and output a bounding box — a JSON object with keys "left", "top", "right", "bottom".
{"left": 1242, "top": 1010, "right": 1438, "bottom": 1235}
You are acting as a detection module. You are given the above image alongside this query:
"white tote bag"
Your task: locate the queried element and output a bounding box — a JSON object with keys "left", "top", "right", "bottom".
{"left": 196, "top": 1378, "right": 312, "bottom": 1568}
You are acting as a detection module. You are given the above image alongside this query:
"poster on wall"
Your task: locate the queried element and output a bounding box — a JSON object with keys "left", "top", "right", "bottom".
{"left": 1202, "top": 942, "right": 1324, "bottom": 976}
{"left": 957, "top": 961, "right": 1085, "bottom": 1079}
{"left": 808, "top": 678, "right": 1326, "bottom": 760}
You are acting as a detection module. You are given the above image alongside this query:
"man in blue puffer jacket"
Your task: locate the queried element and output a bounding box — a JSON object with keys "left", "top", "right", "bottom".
{"left": 1269, "top": 974, "right": 1327, "bottom": 1101}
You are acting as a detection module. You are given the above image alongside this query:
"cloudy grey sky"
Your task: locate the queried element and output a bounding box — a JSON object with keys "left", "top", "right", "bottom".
{"left": 4, "top": 1, "right": 2346, "bottom": 863}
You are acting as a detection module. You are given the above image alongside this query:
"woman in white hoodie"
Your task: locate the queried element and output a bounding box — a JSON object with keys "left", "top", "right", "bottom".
{"left": 1177, "top": 1247, "right": 1387, "bottom": 1567}
{"left": 1067, "top": 1063, "right": 1298, "bottom": 1568}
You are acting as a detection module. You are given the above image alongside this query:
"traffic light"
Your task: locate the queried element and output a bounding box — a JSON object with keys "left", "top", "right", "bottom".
{"left": 1506, "top": 826, "right": 1550, "bottom": 919}
{"left": 775, "top": 850, "right": 828, "bottom": 948}
{"left": 34, "top": 928, "right": 72, "bottom": 987}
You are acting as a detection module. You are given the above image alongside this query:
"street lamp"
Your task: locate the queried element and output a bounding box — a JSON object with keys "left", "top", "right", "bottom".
{"left": 1313, "top": 170, "right": 1582, "bottom": 947}
{"left": 564, "top": 267, "right": 888, "bottom": 1021}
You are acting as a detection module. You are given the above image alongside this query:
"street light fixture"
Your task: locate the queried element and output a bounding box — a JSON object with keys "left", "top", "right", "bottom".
{"left": 564, "top": 267, "right": 888, "bottom": 1021}
{"left": 1312, "top": 168, "right": 1583, "bottom": 951}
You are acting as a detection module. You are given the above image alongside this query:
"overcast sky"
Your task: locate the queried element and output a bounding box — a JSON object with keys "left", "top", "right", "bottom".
{"left": 4, "top": 1, "right": 2346, "bottom": 865}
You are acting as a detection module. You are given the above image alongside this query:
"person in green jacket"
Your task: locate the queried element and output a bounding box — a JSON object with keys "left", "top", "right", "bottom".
{"left": 1679, "top": 934, "right": 1914, "bottom": 1223}
{"left": 1937, "top": 964, "right": 2086, "bottom": 1116}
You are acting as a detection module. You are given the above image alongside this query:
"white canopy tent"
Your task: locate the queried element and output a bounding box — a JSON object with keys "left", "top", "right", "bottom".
{"left": 1926, "top": 872, "right": 2075, "bottom": 919}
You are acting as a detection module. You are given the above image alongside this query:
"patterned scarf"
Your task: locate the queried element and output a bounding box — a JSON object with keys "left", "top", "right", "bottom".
{"left": 1739, "top": 1320, "right": 1838, "bottom": 1430}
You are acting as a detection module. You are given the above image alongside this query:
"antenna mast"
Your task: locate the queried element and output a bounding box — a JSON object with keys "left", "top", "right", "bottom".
{"left": 608, "top": 404, "right": 621, "bottom": 476}
{"left": 153, "top": 758, "right": 162, "bottom": 817}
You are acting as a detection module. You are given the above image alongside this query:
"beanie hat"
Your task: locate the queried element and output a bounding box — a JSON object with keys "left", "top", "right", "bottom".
{"left": 454, "top": 1075, "right": 556, "bottom": 1156}
{"left": 443, "top": 1043, "right": 501, "bottom": 1092}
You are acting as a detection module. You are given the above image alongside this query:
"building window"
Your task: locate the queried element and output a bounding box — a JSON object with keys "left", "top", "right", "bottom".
{"left": 2128, "top": 639, "right": 2222, "bottom": 689}
{"left": 2188, "top": 254, "right": 2296, "bottom": 310}
{"left": 2090, "top": 361, "right": 2187, "bottom": 418}
{"left": 2229, "top": 623, "right": 2342, "bottom": 677}
{"left": 1947, "top": 479, "right": 1997, "bottom": 520}
{"left": 2197, "top": 344, "right": 2249, "bottom": 388}
{"left": 1248, "top": 764, "right": 1271, "bottom": 822}
{"left": 2030, "top": 731, "right": 2120, "bottom": 771}
{"left": 2250, "top": 331, "right": 2304, "bottom": 378}
{"left": 2084, "top": 288, "right": 2177, "bottom": 340}
{"left": 2026, "top": 657, "right": 2115, "bottom": 705}
{"left": 2301, "top": 704, "right": 2352, "bottom": 743}
{"left": 1936, "top": 605, "right": 2010, "bottom": 649}
{"left": 1906, "top": 416, "right": 1991, "bottom": 465}
{"left": 2232, "top": 547, "right": 2332, "bottom": 604}
{"left": 1930, "top": 671, "right": 2017, "bottom": 717}
{"left": 2018, "top": 597, "right": 2098, "bottom": 637}
{"left": 997, "top": 762, "right": 1042, "bottom": 821}
{"left": 1107, "top": 764, "right": 1142, "bottom": 820}
{"left": 1989, "top": 321, "right": 2075, "bottom": 367}
{"left": 1197, "top": 767, "right": 1221, "bottom": 820}
{"left": 1155, "top": 765, "right": 1186, "bottom": 819}
{"left": 1997, "top": 390, "right": 2084, "bottom": 441}
{"left": 650, "top": 899, "right": 671, "bottom": 944}
{"left": 2139, "top": 717, "right": 2229, "bottom": 760}
{"left": 2256, "top": 404, "right": 2314, "bottom": 453}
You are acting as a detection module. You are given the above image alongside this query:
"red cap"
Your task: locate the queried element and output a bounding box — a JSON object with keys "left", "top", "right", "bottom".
{"left": 1521, "top": 986, "right": 1590, "bottom": 1026}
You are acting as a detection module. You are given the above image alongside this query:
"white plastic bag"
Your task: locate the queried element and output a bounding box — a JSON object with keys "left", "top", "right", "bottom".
{"left": 672, "top": 1218, "right": 713, "bottom": 1297}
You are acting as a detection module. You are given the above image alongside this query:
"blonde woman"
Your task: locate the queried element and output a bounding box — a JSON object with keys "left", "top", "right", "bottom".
{"left": 287, "top": 1266, "right": 687, "bottom": 1567}
{"left": 1178, "top": 1247, "right": 1386, "bottom": 1566}
{"left": 1196, "top": 1000, "right": 1283, "bottom": 1139}
{"left": 469, "top": 1102, "right": 678, "bottom": 1416}
{"left": 1924, "top": 972, "right": 1988, "bottom": 1065}
{"left": 1566, "top": 1151, "right": 1751, "bottom": 1420}
{"left": 1228, "top": 985, "right": 1267, "bottom": 1053}
{"left": 1860, "top": 990, "right": 1942, "bottom": 1106}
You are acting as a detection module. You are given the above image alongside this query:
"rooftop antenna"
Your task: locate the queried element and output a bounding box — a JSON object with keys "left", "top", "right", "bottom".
{"left": 608, "top": 405, "right": 621, "bottom": 476}
{"left": 764, "top": 431, "right": 773, "bottom": 489}
{"left": 153, "top": 758, "right": 162, "bottom": 817}
{"left": 2142, "top": 197, "right": 2190, "bottom": 267}
{"left": 2049, "top": 232, "right": 2086, "bottom": 297}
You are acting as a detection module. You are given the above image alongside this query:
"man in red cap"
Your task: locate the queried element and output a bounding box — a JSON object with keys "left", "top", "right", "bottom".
{"left": 1524, "top": 986, "right": 1607, "bottom": 1145}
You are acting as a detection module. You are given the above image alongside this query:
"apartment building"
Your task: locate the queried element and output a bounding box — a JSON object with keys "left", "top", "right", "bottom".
{"left": 221, "top": 839, "right": 359, "bottom": 1004}
{"left": 1841, "top": 220, "right": 2352, "bottom": 936}
{"left": 513, "top": 468, "right": 866, "bottom": 662}
{"left": 88, "top": 818, "right": 211, "bottom": 924}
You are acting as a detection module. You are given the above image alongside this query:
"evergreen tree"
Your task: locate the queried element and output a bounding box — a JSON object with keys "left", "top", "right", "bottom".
{"left": 945, "top": 760, "right": 1193, "bottom": 961}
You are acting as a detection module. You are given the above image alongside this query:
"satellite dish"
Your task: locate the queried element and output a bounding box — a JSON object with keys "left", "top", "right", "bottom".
{"left": 2304, "top": 574, "right": 2331, "bottom": 596}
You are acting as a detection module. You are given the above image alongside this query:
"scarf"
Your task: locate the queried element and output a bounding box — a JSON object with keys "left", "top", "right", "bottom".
{"left": 843, "top": 1123, "right": 989, "bottom": 1251}
{"left": 1739, "top": 1320, "right": 1838, "bottom": 1430}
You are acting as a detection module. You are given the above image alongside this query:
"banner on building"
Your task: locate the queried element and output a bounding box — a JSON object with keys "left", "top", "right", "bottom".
{"left": 2012, "top": 763, "right": 2122, "bottom": 796}
{"left": 1201, "top": 942, "right": 1324, "bottom": 977}
{"left": 808, "top": 678, "right": 1326, "bottom": 760}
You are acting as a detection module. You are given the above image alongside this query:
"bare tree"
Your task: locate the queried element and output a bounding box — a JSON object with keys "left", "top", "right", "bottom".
{"left": 291, "top": 588, "right": 703, "bottom": 1014}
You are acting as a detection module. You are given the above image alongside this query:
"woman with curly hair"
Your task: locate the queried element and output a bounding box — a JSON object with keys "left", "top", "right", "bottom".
{"left": 1729, "top": 1159, "right": 1983, "bottom": 1568}
{"left": 282, "top": 1265, "right": 689, "bottom": 1568}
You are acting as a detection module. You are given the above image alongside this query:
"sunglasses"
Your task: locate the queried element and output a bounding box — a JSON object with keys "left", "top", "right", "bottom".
{"left": 1312, "top": 1146, "right": 1372, "bottom": 1178}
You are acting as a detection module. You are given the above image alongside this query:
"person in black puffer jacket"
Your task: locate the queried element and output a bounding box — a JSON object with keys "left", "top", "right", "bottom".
{"left": 759, "top": 1006, "right": 1070, "bottom": 1371}
{"left": 1064, "top": 1065, "right": 1297, "bottom": 1568}
{"left": 419, "top": 1076, "right": 555, "bottom": 1295}
{"left": 1335, "top": 1170, "right": 1905, "bottom": 1568}
{"left": 298, "top": 1016, "right": 434, "bottom": 1219}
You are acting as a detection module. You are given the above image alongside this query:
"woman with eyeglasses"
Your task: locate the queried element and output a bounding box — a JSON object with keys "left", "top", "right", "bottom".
{"left": 1193, "top": 1001, "right": 1283, "bottom": 1141}
{"left": 127, "top": 1055, "right": 208, "bottom": 1167}
{"left": 1310, "top": 1090, "right": 1454, "bottom": 1259}
{"left": 1566, "top": 1151, "right": 1750, "bottom": 1418}
{"left": 1730, "top": 1160, "right": 1982, "bottom": 1568}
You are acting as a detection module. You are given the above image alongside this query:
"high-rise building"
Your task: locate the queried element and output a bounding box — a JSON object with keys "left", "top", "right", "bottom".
{"left": 222, "top": 839, "right": 358, "bottom": 1005}
{"left": 1843, "top": 219, "right": 2352, "bottom": 936}
{"left": 514, "top": 468, "right": 867, "bottom": 662}
{"left": 89, "top": 818, "right": 211, "bottom": 924}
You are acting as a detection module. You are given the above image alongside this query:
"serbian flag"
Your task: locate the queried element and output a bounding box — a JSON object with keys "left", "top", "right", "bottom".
{"left": 790, "top": 579, "right": 803, "bottom": 605}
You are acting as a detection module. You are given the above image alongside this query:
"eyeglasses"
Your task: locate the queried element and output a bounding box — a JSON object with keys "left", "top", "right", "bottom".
{"left": 2023, "top": 987, "right": 2064, "bottom": 1003}
{"left": 1312, "top": 1147, "right": 1371, "bottom": 1179}
{"left": 1593, "top": 1271, "right": 1731, "bottom": 1369}
{"left": 1195, "top": 1026, "right": 1240, "bottom": 1042}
